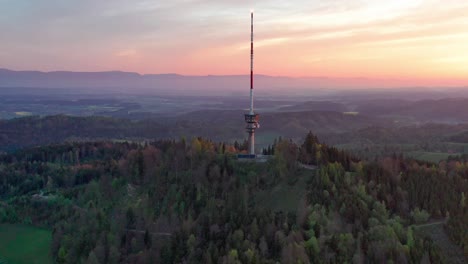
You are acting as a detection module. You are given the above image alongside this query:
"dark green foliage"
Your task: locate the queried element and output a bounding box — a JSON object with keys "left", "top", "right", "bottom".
{"left": 0, "top": 115, "right": 171, "bottom": 152}
{"left": 299, "top": 131, "right": 356, "bottom": 170}
{"left": 0, "top": 132, "right": 465, "bottom": 263}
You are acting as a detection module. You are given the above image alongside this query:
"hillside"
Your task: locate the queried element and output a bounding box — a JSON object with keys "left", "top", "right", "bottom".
{"left": 0, "top": 115, "right": 170, "bottom": 152}
{"left": 352, "top": 98, "right": 468, "bottom": 123}
{"left": 0, "top": 134, "right": 466, "bottom": 263}
{"left": 326, "top": 123, "right": 468, "bottom": 145}
{"left": 285, "top": 98, "right": 468, "bottom": 123}
{"left": 390, "top": 98, "right": 468, "bottom": 122}
{"left": 0, "top": 112, "right": 385, "bottom": 151}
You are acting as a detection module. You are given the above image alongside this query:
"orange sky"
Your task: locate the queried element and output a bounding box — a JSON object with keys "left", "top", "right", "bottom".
{"left": 1, "top": 0, "right": 468, "bottom": 85}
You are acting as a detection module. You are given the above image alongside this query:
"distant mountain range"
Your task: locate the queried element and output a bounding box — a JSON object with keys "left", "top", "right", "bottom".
{"left": 1, "top": 68, "right": 467, "bottom": 96}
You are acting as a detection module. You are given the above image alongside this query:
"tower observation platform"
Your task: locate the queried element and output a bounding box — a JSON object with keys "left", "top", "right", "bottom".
{"left": 245, "top": 113, "right": 259, "bottom": 155}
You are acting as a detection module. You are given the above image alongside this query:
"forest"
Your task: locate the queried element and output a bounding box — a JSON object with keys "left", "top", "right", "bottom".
{"left": 0, "top": 131, "right": 466, "bottom": 263}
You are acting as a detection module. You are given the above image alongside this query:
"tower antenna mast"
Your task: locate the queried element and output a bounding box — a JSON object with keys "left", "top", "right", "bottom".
{"left": 244, "top": 10, "right": 259, "bottom": 155}
{"left": 250, "top": 10, "right": 254, "bottom": 114}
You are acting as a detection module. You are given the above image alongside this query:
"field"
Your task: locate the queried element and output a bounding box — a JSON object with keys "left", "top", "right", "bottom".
{"left": 406, "top": 151, "right": 460, "bottom": 163}
{"left": 14, "top": 112, "right": 32, "bottom": 117}
{"left": 255, "top": 169, "right": 314, "bottom": 212}
{"left": 0, "top": 224, "right": 52, "bottom": 264}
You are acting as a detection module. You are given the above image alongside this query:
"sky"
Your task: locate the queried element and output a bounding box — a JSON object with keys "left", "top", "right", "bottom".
{"left": 1, "top": 0, "right": 468, "bottom": 82}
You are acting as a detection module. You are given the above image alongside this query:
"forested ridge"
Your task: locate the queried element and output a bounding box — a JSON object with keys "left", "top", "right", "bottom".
{"left": 0, "top": 132, "right": 466, "bottom": 263}
{"left": 0, "top": 112, "right": 384, "bottom": 152}
{"left": 0, "top": 115, "right": 170, "bottom": 152}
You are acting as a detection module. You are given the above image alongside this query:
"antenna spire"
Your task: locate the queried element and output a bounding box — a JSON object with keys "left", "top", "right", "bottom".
{"left": 250, "top": 11, "right": 254, "bottom": 114}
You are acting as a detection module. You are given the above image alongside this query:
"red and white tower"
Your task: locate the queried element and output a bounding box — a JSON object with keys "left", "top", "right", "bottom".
{"left": 244, "top": 11, "right": 259, "bottom": 155}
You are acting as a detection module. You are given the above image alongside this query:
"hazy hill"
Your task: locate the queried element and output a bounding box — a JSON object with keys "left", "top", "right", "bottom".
{"left": 389, "top": 98, "right": 468, "bottom": 122}
{"left": 2, "top": 68, "right": 468, "bottom": 97}
{"left": 0, "top": 68, "right": 332, "bottom": 96}
{"left": 325, "top": 123, "right": 468, "bottom": 146}
{"left": 0, "top": 111, "right": 385, "bottom": 151}
{"left": 353, "top": 99, "right": 414, "bottom": 115}
{"left": 287, "top": 98, "right": 468, "bottom": 123}
{"left": 351, "top": 98, "right": 468, "bottom": 123}
{"left": 171, "top": 110, "right": 386, "bottom": 139}
{"left": 279, "top": 97, "right": 468, "bottom": 123}
{"left": 0, "top": 115, "right": 169, "bottom": 151}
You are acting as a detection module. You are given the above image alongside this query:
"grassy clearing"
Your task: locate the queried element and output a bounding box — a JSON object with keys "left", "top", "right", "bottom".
{"left": 0, "top": 224, "right": 52, "bottom": 264}
{"left": 14, "top": 112, "right": 32, "bottom": 117}
{"left": 342, "top": 112, "right": 359, "bottom": 116}
{"left": 406, "top": 151, "right": 460, "bottom": 163}
{"left": 255, "top": 169, "right": 313, "bottom": 212}
{"left": 86, "top": 105, "right": 122, "bottom": 112}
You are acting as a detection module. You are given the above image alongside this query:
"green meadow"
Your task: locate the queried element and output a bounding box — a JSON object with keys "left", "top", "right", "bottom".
{"left": 406, "top": 151, "right": 460, "bottom": 163}
{"left": 0, "top": 224, "right": 52, "bottom": 264}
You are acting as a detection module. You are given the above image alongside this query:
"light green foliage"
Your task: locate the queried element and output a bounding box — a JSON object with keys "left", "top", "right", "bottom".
{"left": 461, "top": 192, "right": 465, "bottom": 208}
{"left": 191, "top": 138, "right": 202, "bottom": 154}
{"left": 318, "top": 167, "right": 331, "bottom": 187}
{"left": 232, "top": 229, "right": 245, "bottom": 249}
{"left": 272, "top": 139, "right": 298, "bottom": 179}
{"left": 250, "top": 218, "right": 260, "bottom": 242}
{"left": 227, "top": 249, "right": 241, "bottom": 264}
{"left": 354, "top": 183, "right": 371, "bottom": 204}
{"left": 305, "top": 235, "right": 320, "bottom": 256}
{"left": 187, "top": 234, "right": 197, "bottom": 254}
{"left": 371, "top": 201, "right": 389, "bottom": 224}
{"left": 336, "top": 233, "right": 355, "bottom": 261}
{"left": 57, "top": 246, "right": 67, "bottom": 264}
{"left": 410, "top": 208, "right": 430, "bottom": 224}
{"left": 244, "top": 248, "right": 255, "bottom": 263}
{"left": 368, "top": 225, "right": 398, "bottom": 242}
{"left": 406, "top": 227, "right": 414, "bottom": 248}
{"left": 388, "top": 218, "right": 405, "bottom": 243}
{"left": 367, "top": 224, "right": 403, "bottom": 262}
{"left": 308, "top": 205, "right": 328, "bottom": 234}
{"left": 368, "top": 217, "right": 380, "bottom": 228}
{"left": 80, "top": 180, "right": 101, "bottom": 207}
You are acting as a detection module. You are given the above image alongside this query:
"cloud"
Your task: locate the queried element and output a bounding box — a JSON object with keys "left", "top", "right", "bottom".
{"left": 115, "top": 49, "right": 138, "bottom": 57}
{"left": 1, "top": 0, "right": 468, "bottom": 79}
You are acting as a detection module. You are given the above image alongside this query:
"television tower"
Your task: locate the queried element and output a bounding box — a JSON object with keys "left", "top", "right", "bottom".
{"left": 244, "top": 10, "right": 259, "bottom": 155}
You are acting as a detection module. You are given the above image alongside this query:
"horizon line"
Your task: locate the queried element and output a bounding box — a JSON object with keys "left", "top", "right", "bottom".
{"left": 2, "top": 67, "right": 468, "bottom": 82}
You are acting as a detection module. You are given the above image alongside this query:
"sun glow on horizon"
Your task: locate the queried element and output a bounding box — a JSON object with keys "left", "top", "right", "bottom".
{"left": 1, "top": 0, "right": 468, "bottom": 85}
